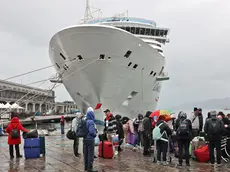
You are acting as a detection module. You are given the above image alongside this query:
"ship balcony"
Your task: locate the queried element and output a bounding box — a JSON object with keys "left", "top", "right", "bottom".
{"left": 156, "top": 72, "right": 169, "bottom": 81}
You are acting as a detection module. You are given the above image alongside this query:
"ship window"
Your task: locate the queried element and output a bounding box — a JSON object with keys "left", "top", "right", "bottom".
{"left": 126, "top": 26, "right": 130, "bottom": 32}
{"left": 150, "top": 71, "right": 153, "bottom": 75}
{"left": 108, "top": 57, "right": 111, "bottom": 60}
{"left": 131, "top": 27, "right": 135, "bottom": 34}
{"left": 60, "top": 53, "right": 66, "bottom": 60}
{"left": 128, "top": 62, "right": 132, "bottom": 67}
{"left": 145, "top": 28, "right": 151, "bottom": 35}
{"left": 140, "top": 28, "right": 145, "bottom": 35}
{"left": 133, "top": 64, "right": 138, "bottom": 69}
{"left": 156, "top": 30, "right": 160, "bottom": 36}
{"left": 164, "top": 30, "right": 168, "bottom": 37}
{"left": 77, "top": 55, "right": 83, "bottom": 60}
{"left": 124, "top": 50, "right": 132, "bottom": 58}
{"left": 99, "top": 54, "right": 105, "bottom": 60}
{"left": 157, "top": 49, "right": 163, "bottom": 53}
{"left": 160, "top": 30, "right": 164, "bottom": 36}
{"left": 136, "top": 27, "right": 140, "bottom": 34}
{"left": 63, "top": 66, "right": 67, "bottom": 70}
{"left": 130, "top": 91, "right": 138, "bottom": 97}
{"left": 150, "top": 29, "right": 155, "bottom": 36}
{"left": 55, "top": 63, "right": 60, "bottom": 68}
{"left": 153, "top": 72, "right": 156, "bottom": 76}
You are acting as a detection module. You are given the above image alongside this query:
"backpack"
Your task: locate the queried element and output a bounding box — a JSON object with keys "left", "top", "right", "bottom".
{"left": 11, "top": 125, "right": 19, "bottom": 139}
{"left": 152, "top": 123, "right": 164, "bottom": 141}
{"left": 177, "top": 119, "right": 190, "bottom": 136}
{"left": 208, "top": 119, "right": 221, "bottom": 134}
{"left": 75, "top": 119, "right": 88, "bottom": 138}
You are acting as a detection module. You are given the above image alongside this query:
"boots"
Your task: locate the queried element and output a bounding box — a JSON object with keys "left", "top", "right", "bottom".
{"left": 87, "top": 168, "right": 98, "bottom": 172}
{"left": 15, "top": 145, "right": 22, "bottom": 158}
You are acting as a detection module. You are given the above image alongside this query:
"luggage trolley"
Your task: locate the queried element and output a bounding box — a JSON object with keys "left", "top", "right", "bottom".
{"left": 152, "top": 135, "right": 172, "bottom": 163}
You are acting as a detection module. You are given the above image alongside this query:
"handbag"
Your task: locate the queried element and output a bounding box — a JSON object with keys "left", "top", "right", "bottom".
{"left": 23, "top": 129, "right": 38, "bottom": 139}
{"left": 66, "top": 129, "right": 76, "bottom": 140}
{"left": 95, "top": 135, "right": 100, "bottom": 146}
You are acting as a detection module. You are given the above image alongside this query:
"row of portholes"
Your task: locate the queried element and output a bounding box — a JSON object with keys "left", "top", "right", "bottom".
{"left": 127, "top": 62, "right": 156, "bottom": 76}
{"left": 58, "top": 50, "right": 132, "bottom": 69}
{"left": 59, "top": 50, "right": 158, "bottom": 76}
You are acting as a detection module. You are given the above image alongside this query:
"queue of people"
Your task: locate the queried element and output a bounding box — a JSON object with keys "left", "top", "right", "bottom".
{"left": 5, "top": 107, "right": 230, "bottom": 171}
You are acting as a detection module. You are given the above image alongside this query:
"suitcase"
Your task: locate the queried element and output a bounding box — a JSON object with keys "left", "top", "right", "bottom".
{"left": 39, "top": 136, "right": 46, "bottom": 155}
{"left": 98, "top": 141, "right": 113, "bottom": 159}
{"left": 191, "top": 137, "right": 206, "bottom": 159}
{"left": 128, "top": 132, "right": 135, "bottom": 145}
{"left": 24, "top": 138, "right": 40, "bottom": 159}
{"left": 194, "top": 145, "right": 209, "bottom": 162}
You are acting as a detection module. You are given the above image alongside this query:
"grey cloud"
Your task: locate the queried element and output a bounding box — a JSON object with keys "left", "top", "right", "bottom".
{"left": 0, "top": 0, "right": 230, "bottom": 108}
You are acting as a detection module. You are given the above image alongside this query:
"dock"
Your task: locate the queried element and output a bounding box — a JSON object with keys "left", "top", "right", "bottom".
{"left": 0, "top": 114, "right": 76, "bottom": 128}
{"left": 0, "top": 130, "right": 230, "bottom": 172}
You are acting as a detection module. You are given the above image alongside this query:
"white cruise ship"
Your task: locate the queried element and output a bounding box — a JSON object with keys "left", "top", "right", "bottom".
{"left": 49, "top": 3, "right": 170, "bottom": 123}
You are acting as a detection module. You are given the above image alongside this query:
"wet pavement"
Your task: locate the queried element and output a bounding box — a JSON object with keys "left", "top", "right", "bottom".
{"left": 0, "top": 132, "right": 230, "bottom": 172}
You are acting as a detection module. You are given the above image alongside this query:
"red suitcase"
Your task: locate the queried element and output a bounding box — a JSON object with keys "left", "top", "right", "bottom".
{"left": 194, "top": 145, "right": 210, "bottom": 162}
{"left": 98, "top": 141, "right": 113, "bottom": 159}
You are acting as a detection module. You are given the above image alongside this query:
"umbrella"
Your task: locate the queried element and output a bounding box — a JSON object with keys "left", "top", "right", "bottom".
{"left": 150, "top": 110, "right": 174, "bottom": 122}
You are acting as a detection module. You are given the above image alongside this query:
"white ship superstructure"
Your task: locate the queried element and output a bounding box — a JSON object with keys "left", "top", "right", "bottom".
{"left": 49, "top": 6, "right": 170, "bottom": 122}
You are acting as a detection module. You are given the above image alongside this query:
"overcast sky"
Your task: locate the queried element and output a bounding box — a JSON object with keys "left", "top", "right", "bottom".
{"left": 0, "top": 0, "right": 229, "bottom": 109}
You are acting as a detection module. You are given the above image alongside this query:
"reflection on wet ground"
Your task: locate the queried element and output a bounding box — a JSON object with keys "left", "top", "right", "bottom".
{"left": 0, "top": 132, "right": 230, "bottom": 172}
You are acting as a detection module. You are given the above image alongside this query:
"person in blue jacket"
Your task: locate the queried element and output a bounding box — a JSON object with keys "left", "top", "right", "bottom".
{"left": 83, "top": 110, "right": 98, "bottom": 172}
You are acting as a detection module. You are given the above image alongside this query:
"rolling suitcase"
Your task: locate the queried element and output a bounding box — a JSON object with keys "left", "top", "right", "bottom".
{"left": 24, "top": 138, "right": 40, "bottom": 159}
{"left": 128, "top": 132, "right": 135, "bottom": 145}
{"left": 98, "top": 141, "right": 113, "bottom": 159}
{"left": 191, "top": 136, "right": 206, "bottom": 159}
{"left": 194, "top": 145, "right": 209, "bottom": 162}
{"left": 39, "top": 136, "right": 46, "bottom": 155}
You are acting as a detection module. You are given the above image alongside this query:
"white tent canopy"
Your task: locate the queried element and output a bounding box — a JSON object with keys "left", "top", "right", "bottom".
{"left": 0, "top": 103, "right": 24, "bottom": 109}
{"left": 11, "top": 103, "right": 24, "bottom": 109}
{"left": 2, "top": 102, "right": 11, "bottom": 109}
{"left": 0, "top": 103, "right": 4, "bottom": 109}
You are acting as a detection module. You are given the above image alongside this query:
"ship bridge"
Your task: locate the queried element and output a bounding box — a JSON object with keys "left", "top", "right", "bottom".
{"left": 87, "top": 17, "right": 170, "bottom": 53}
{"left": 87, "top": 17, "right": 156, "bottom": 26}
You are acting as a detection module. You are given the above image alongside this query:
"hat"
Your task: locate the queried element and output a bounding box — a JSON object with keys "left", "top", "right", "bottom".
{"left": 194, "top": 107, "right": 198, "bottom": 111}
{"left": 103, "top": 109, "right": 110, "bottom": 113}
{"left": 87, "top": 107, "right": 94, "bottom": 113}
{"left": 210, "top": 110, "right": 217, "bottom": 117}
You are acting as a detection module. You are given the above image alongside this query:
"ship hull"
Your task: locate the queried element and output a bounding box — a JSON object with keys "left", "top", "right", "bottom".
{"left": 49, "top": 25, "right": 165, "bottom": 122}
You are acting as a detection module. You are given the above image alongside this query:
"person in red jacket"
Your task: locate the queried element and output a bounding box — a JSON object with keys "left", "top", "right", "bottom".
{"left": 6, "top": 117, "right": 28, "bottom": 159}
